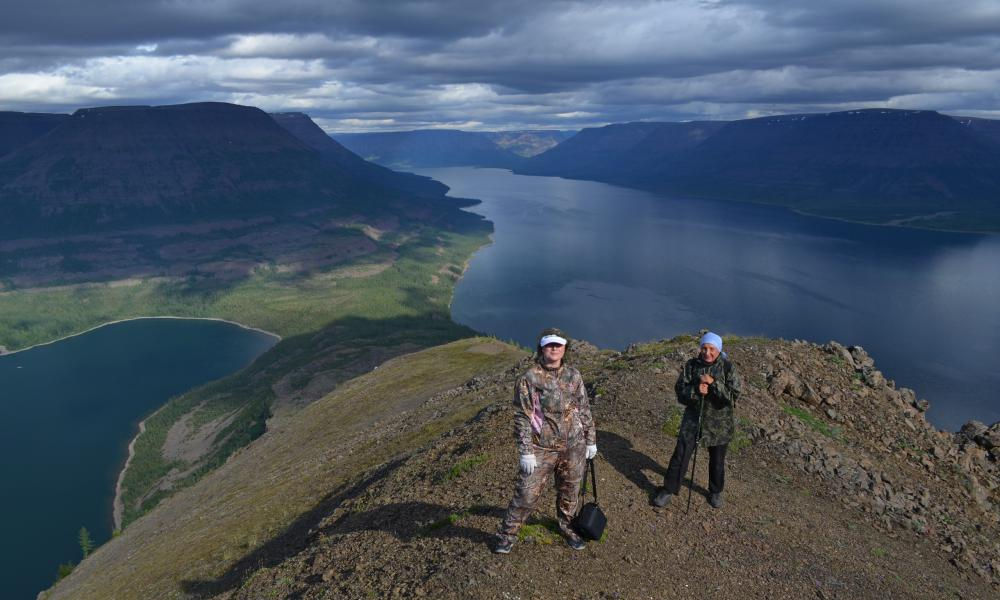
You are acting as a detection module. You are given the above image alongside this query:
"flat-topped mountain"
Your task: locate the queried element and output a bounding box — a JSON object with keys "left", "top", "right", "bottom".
{"left": 333, "top": 129, "right": 526, "bottom": 169}
{"left": 0, "top": 103, "right": 448, "bottom": 236}
{"left": 518, "top": 110, "right": 1000, "bottom": 231}
{"left": 42, "top": 335, "right": 999, "bottom": 599}
{"left": 0, "top": 111, "right": 70, "bottom": 158}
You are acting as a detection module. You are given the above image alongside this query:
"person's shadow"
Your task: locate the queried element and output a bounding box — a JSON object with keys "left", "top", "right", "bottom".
{"left": 598, "top": 430, "right": 708, "bottom": 502}
{"left": 598, "top": 430, "right": 666, "bottom": 501}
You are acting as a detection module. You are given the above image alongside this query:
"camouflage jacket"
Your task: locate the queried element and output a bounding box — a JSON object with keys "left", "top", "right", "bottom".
{"left": 675, "top": 356, "right": 741, "bottom": 447}
{"left": 514, "top": 363, "right": 596, "bottom": 455}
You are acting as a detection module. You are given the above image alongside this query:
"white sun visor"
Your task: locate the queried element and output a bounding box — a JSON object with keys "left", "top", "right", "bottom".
{"left": 539, "top": 335, "right": 567, "bottom": 346}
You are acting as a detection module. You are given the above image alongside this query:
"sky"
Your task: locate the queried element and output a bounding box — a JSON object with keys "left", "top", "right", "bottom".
{"left": 2, "top": 0, "right": 1000, "bottom": 132}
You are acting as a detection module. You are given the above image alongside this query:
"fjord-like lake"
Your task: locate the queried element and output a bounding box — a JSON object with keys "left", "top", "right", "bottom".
{"left": 423, "top": 167, "right": 1000, "bottom": 432}
{"left": 0, "top": 318, "right": 277, "bottom": 600}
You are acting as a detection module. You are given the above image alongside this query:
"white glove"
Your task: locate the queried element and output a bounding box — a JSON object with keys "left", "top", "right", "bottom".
{"left": 519, "top": 454, "right": 537, "bottom": 474}
{"left": 585, "top": 444, "right": 598, "bottom": 460}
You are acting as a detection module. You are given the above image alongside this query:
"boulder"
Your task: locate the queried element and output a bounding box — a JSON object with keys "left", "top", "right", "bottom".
{"left": 958, "top": 421, "right": 988, "bottom": 445}
{"left": 848, "top": 345, "right": 875, "bottom": 370}
{"left": 823, "top": 341, "right": 857, "bottom": 370}
{"left": 974, "top": 422, "right": 1000, "bottom": 450}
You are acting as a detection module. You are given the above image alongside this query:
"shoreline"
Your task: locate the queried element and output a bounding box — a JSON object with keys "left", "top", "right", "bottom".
{"left": 0, "top": 315, "right": 282, "bottom": 357}
{"left": 112, "top": 411, "right": 155, "bottom": 531}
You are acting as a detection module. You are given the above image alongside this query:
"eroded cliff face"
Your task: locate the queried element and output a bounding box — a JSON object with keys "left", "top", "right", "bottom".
{"left": 43, "top": 335, "right": 999, "bottom": 600}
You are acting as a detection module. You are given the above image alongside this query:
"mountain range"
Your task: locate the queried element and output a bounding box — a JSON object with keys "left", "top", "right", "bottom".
{"left": 0, "top": 103, "right": 464, "bottom": 236}
{"left": 331, "top": 129, "right": 576, "bottom": 169}
{"left": 517, "top": 109, "right": 1000, "bottom": 231}
{"left": 333, "top": 129, "right": 527, "bottom": 169}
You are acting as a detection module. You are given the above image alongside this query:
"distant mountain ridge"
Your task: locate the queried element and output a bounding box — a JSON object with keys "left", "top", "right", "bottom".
{"left": 517, "top": 109, "right": 1000, "bottom": 231}
{"left": 270, "top": 112, "right": 448, "bottom": 197}
{"left": 0, "top": 103, "right": 458, "bottom": 236}
{"left": 483, "top": 130, "right": 576, "bottom": 157}
{"left": 334, "top": 129, "right": 527, "bottom": 169}
{"left": 332, "top": 129, "right": 576, "bottom": 169}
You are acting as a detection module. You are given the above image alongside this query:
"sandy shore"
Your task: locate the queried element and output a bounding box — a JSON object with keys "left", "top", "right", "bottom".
{"left": 112, "top": 414, "right": 152, "bottom": 531}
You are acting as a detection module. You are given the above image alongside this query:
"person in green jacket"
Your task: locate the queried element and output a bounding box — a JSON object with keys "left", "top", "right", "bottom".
{"left": 653, "top": 332, "right": 741, "bottom": 509}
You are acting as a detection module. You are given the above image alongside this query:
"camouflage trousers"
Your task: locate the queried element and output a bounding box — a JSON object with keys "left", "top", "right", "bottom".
{"left": 497, "top": 442, "right": 586, "bottom": 542}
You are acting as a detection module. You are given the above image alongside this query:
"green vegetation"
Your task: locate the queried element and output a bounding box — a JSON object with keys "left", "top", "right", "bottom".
{"left": 55, "top": 563, "right": 75, "bottom": 582}
{"left": 517, "top": 518, "right": 562, "bottom": 544}
{"left": 731, "top": 417, "right": 754, "bottom": 454}
{"left": 443, "top": 454, "right": 486, "bottom": 482}
{"left": 662, "top": 405, "right": 683, "bottom": 437}
{"left": 113, "top": 221, "right": 491, "bottom": 526}
{"left": 78, "top": 527, "right": 93, "bottom": 559}
{"left": 781, "top": 404, "right": 843, "bottom": 440}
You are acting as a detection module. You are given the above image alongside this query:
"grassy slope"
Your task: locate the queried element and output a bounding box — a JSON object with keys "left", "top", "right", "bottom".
{"left": 44, "top": 338, "right": 525, "bottom": 600}
{"left": 0, "top": 226, "right": 483, "bottom": 351}
{"left": 112, "top": 226, "right": 488, "bottom": 525}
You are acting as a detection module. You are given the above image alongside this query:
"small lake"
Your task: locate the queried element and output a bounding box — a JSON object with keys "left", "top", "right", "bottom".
{"left": 0, "top": 318, "right": 277, "bottom": 600}
{"left": 422, "top": 167, "right": 1000, "bottom": 433}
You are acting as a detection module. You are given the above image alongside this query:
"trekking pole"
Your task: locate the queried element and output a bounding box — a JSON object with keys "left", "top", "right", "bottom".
{"left": 685, "top": 397, "right": 706, "bottom": 514}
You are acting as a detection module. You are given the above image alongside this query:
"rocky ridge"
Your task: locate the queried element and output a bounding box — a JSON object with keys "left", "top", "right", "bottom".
{"left": 217, "top": 336, "right": 999, "bottom": 598}
{"left": 43, "top": 335, "right": 999, "bottom": 599}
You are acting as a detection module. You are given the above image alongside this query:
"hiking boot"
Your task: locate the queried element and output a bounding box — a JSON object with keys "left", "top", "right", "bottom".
{"left": 565, "top": 532, "right": 586, "bottom": 551}
{"left": 652, "top": 487, "right": 674, "bottom": 507}
{"left": 709, "top": 492, "right": 723, "bottom": 509}
{"left": 493, "top": 536, "right": 514, "bottom": 554}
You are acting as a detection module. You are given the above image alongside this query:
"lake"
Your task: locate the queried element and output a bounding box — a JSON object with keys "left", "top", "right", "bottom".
{"left": 0, "top": 318, "right": 277, "bottom": 600}
{"left": 422, "top": 167, "right": 1000, "bottom": 432}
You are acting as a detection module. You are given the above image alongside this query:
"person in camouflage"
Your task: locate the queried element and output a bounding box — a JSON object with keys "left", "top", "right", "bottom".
{"left": 493, "top": 328, "right": 598, "bottom": 554}
{"left": 653, "top": 332, "right": 741, "bottom": 509}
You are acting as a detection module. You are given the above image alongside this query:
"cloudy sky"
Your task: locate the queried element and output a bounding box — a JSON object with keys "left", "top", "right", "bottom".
{"left": 2, "top": 0, "right": 1000, "bottom": 132}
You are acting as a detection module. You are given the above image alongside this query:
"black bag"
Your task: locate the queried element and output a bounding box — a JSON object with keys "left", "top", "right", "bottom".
{"left": 572, "top": 458, "right": 607, "bottom": 540}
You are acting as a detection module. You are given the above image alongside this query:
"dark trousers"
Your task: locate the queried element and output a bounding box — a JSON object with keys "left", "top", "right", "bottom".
{"left": 663, "top": 436, "right": 727, "bottom": 495}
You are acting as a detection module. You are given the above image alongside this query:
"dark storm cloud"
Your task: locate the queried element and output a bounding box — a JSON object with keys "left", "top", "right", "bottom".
{"left": 1, "top": 1, "right": 999, "bottom": 129}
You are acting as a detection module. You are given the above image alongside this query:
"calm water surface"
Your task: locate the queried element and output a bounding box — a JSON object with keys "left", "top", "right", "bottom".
{"left": 422, "top": 167, "right": 1000, "bottom": 432}
{"left": 0, "top": 318, "right": 276, "bottom": 600}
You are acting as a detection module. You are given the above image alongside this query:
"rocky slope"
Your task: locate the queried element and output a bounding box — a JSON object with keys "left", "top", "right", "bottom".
{"left": 42, "top": 335, "right": 999, "bottom": 599}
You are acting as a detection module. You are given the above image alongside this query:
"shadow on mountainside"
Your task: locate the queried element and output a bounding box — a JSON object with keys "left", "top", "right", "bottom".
{"left": 180, "top": 458, "right": 408, "bottom": 599}
{"left": 599, "top": 430, "right": 710, "bottom": 501}
{"left": 598, "top": 430, "right": 666, "bottom": 497}
{"left": 320, "top": 501, "right": 504, "bottom": 545}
